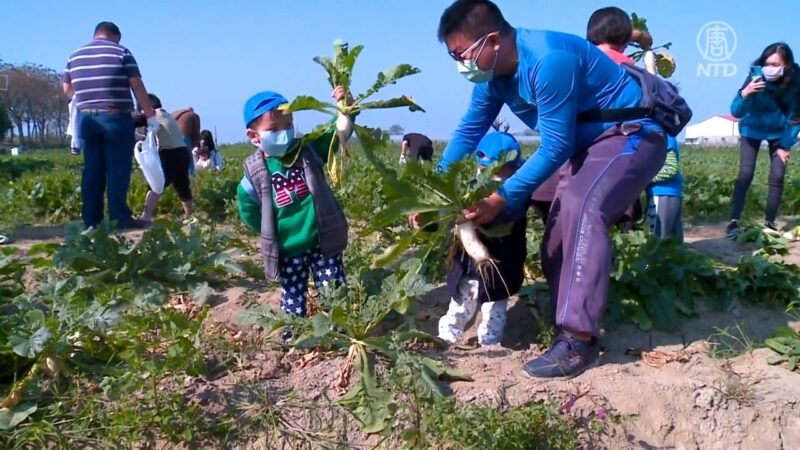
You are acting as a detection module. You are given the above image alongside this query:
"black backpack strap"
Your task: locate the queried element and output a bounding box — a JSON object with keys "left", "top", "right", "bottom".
{"left": 577, "top": 106, "right": 653, "bottom": 123}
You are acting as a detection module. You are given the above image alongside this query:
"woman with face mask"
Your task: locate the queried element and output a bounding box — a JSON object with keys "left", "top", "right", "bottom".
{"left": 727, "top": 42, "right": 800, "bottom": 238}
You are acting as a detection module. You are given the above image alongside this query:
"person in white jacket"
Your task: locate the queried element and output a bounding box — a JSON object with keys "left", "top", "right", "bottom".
{"left": 192, "top": 129, "right": 223, "bottom": 172}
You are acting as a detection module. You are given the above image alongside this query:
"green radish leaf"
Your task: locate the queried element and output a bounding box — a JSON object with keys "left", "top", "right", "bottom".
{"left": 420, "top": 363, "right": 448, "bottom": 398}
{"left": 0, "top": 402, "right": 37, "bottom": 430}
{"left": 631, "top": 13, "right": 648, "bottom": 31}
{"left": 360, "top": 96, "right": 425, "bottom": 113}
{"left": 279, "top": 95, "right": 337, "bottom": 115}
{"left": 789, "top": 356, "right": 798, "bottom": 370}
{"left": 372, "top": 234, "right": 415, "bottom": 268}
{"left": 330, "top": 307, "right": 348, "bottom": 329}
{"left": 766, "top": 355, "right": 786, "bottom": 365}
{"left": 313, "top": 56, "right": 339, "bottom": 89}
{"left": 336, "top": 350, "right": 396, "bottom": 434}
{"left": 420, "top": 356, "right": 473, "bottom": 382}
{"left": 312, "top": 313, "right": 332, "bottom": 338}
{"left": 766, "top": 338, "right": 791, "bottom": 354}
{"left": 356, "top": 64, "right": 422, "bottom": 103}
{"left": 26, "top": 309, "right": 45, "bottom": 326}
{"left": 10, "top": 326, "right": 50, "bottom": 358}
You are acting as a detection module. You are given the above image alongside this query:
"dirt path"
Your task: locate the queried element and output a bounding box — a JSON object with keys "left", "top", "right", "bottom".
{"left": 199, "top": 222, "right": 800, "bottom": 450}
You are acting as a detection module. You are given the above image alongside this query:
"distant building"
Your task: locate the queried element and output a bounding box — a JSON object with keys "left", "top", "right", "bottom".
{"left": 684, "top": 115, "right": 740, "bottom": 146}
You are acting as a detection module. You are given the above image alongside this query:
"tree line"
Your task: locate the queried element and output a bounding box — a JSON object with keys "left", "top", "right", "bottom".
{"left": 0, "top": 60, "right": 68, "bottom": 148}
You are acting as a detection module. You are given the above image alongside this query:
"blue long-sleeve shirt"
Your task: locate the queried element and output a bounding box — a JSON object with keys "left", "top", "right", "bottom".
{"left": 439, "top": 28, "right": 645, "bottom": 210}
{"left": 730, "top": 73, "right": 800, "bottom": 150}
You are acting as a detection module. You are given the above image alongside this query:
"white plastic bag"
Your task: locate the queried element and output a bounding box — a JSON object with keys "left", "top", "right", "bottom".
{"left": 134, "top": 130, "right": 165, "bottom": 194}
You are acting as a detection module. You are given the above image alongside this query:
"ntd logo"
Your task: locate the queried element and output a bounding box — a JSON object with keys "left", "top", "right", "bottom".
{"left": 696, "top": 21, "right": 738, "bottom": 78}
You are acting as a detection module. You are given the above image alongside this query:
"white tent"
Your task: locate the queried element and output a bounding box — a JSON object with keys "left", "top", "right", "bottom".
{"left": 684, "top": 115, "right": 740, "bottom": 146}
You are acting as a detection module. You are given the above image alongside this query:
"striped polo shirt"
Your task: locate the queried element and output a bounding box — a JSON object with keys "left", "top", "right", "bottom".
{"left": 62, "top": 38, "right": 142, "bottom": 111}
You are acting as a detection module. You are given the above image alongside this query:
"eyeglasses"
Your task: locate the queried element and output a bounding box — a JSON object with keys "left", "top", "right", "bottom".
{"left": 447, "top": 32, "right": 497, "bottom": 62}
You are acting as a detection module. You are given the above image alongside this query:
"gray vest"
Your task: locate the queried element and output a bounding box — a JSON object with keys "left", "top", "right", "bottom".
{"left": 244, "top": 147, "right": 348, "bottom": 281}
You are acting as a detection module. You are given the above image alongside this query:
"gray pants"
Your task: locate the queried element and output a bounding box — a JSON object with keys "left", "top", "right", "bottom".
{"left": 542, "top": 125, "right": 666, "bottom": 336}
{"left": 730, "top": 137, "right": 786, "bottom": 223}
{"left": 647, "top": 195, "right": 684, "bottom": 241}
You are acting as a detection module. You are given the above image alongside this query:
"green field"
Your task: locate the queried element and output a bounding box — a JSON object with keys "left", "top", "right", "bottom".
{"left": 1, "top": 143, "right": 799, "bottom": 448}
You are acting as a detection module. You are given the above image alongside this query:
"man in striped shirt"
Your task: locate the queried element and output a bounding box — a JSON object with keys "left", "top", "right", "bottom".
{"left": 62, "top": 21, "right": 155, "bottom": 231}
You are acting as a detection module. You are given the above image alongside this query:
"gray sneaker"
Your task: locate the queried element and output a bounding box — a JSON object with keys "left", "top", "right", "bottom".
{"left": 522, "top": 332, "right": 600, "bottom": 379}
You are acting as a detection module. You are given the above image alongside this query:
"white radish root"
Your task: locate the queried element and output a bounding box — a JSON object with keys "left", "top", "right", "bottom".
{"left": 336, "top": 111, "right": 354, "bottom": 158}
{"left": 643, "top": 50, "right": 657, "bottom": 75}
{"left": 454, "top": 220, "right": 512, "bottom": 301}
{"left": 456, "top": 220, "right": 491, "bottom": 264}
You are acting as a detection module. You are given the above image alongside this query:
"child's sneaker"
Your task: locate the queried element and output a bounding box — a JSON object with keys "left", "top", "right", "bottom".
{"left": 477, "top": 300, "right": 507, "bottom": 346}
{"left": 280, "top": 327, "right": 293, "bottom": 345}
{"left": 726, "top": 220, "right": 740, "bottom": 239}
{"left": 522, "top": 331, "right": 599, "bottom": 378}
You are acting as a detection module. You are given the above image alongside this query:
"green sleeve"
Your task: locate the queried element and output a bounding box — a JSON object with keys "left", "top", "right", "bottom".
{"left": 652, "top": 149, "right": 679, "bottom": 184}
{"left": 237, "top": 183, "right": 261, "bottom": 232}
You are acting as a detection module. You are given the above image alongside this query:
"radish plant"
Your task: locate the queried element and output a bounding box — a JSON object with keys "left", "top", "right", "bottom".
{"left": 370, "top": 155, "right": 518, "bottom": 285}
{"left": 628, "top": 13, "right": 676, "bottom": 78}
{"left": 238, "top": 258, "right": 470, "bottom": 433}
{"left": 280, "top": 40, "right": 425, "bottom": 186}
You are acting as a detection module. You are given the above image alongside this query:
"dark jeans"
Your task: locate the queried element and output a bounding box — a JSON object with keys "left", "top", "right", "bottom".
{"left": 79, "top": 112, "right": 136, "bottom": 228}
{"left": 730, "top": 137, "right": 786, "bottom": 223}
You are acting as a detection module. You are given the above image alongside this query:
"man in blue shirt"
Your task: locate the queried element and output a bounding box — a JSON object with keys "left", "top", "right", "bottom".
{"left": 437, "top": 0, "right": 668, "bottom": 378}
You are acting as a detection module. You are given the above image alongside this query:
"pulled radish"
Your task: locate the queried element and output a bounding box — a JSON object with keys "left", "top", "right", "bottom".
{"left": 643, "top": 50, "right": 657, "bottom": 75}
{"left": 456, "top": 220, "right": 491, "bottom": 265}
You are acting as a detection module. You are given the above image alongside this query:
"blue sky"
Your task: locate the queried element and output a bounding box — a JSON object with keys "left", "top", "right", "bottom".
{"left": 2, "top": 0, "right": 799, "bottom": 143}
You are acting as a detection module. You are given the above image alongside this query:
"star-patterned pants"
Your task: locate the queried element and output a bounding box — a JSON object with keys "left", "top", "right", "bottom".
{"left": 438, "top": 277, "right": 507, "bottom": 346}
{"left": 279, "top": 247, "right": 346, "bottom": 317}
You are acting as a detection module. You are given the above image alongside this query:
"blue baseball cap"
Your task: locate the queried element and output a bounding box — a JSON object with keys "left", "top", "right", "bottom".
{"left": 243, "top": 91, "right": 288, "bottom": 127}
{"left": 475, "top": 132, "right": 522, "bottom": 167}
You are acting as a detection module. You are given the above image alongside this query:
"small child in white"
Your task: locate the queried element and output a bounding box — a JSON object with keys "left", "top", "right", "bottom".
{"left": 438, "top": 132, "right": 528, "bottom": 346}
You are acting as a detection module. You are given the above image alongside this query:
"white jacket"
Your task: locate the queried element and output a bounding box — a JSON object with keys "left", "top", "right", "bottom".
{"left": 193, "top": 148, "right": 223, "bottom": 171}
{"left": 66, "top": 99, "right": 81, "bottom": 151}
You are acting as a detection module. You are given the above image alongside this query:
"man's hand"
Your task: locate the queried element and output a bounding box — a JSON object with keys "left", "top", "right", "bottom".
{"left": 462, "top": 192, "right": 506, "bottom": 226}
{"left": 62, "top": 82, "right": 74, "bottom": 98}
{"left": 777, "top": 148, "right": 791, "bottom": 165}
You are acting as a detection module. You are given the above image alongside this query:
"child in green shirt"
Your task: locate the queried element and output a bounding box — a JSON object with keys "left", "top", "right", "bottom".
{"left": 237, "top": 87, "right": 350, "bottom": 329}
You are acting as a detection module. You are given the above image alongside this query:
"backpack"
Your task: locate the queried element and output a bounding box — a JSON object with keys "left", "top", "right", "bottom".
{"left": 577, "top": 63, "right": 693, "bottom": 136}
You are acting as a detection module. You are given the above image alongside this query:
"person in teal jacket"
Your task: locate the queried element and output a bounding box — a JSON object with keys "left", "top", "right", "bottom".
{"left": 726, "top": 42, "right": 800, "bottom": 237}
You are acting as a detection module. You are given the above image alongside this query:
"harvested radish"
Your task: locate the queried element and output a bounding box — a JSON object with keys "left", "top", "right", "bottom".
{"left": 336, "top": 108, "right": 354, "bottom": 157}
{"left": 279, "top": 39, "right": 425, "bottom": 187}
{"left": 456, "top": 220, "right": 491, "bottom": 264}
{"left": 643, "top": 50, "right": 657, "bottom": 75}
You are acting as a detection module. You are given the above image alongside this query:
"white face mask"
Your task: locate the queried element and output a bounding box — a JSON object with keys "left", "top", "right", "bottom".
{"left": 762, "top": 65, "right": 784, "bottom": 81}
{"left": 254, "top": 128, "right": 295, "bottom": 157}
{"left": 456, "top": 35, "right": 497, "bottom": 83}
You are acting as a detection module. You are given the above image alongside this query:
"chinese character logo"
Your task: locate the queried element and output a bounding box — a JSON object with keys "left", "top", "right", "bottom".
{"left": 697, "top": 21, "right": 737, "bottom": 62}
